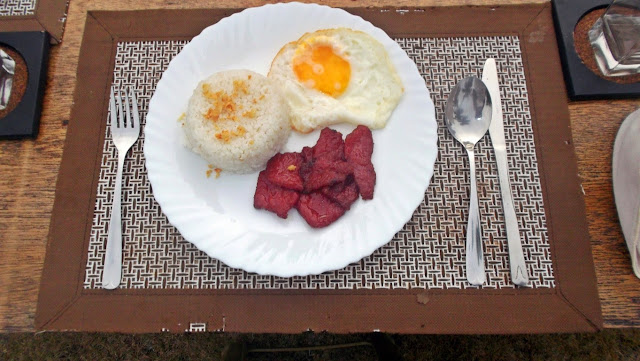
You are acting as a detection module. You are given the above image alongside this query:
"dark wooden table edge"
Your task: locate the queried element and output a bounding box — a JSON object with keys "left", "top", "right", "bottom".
{"left": 35, "top": 4, "right": 603, "bottom": 333}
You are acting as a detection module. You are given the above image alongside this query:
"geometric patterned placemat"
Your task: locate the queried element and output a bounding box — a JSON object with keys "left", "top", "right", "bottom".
{"left": 84, "top": 36, "right": 554, "bottom": 290}
{"left": 0, "top": 0, "right": 36, "bottom": 16}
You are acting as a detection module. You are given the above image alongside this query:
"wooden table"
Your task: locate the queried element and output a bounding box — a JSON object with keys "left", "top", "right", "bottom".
{"left": 1, "top": 0, "right": 638, "bottom": 332}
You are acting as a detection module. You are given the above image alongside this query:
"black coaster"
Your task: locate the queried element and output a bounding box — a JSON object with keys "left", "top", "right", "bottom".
{"left": 0, "top": 31, "right": 49, "bottom": 139}
{"left": 552, "top": 0, "right": 640, "bottom": 100}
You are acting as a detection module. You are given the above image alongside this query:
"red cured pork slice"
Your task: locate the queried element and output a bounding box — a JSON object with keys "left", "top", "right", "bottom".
{"left": 299, "top": 146, "right": 315, "bottom": 185}
{"left": 321, "top": 175, "right": 359, "bottom": 210}
{"left": 296, "top": 192, "right": 346, "bottom": 228}
{"left": 344, "top": 125, "right": 376, "bottom": 200}
{"left": 303, "top": 157, "right": 352, "bottom": 193}
{"left": 351, "top": 164, "right": 375, "bottom": 200}
{"left": 253, "top": 171, "right": 299, "bottom": 219}
{"left": 265, "top": 152, "right": 304, "bottom": 191}
{"left": 301, "top": 146, "right": 314, "bottom": 162}
{"left": 312, "top": 127, "right": 345, "bottom": 161}
{"left": 302, "top": 128, "right": 353, "bottom": 193}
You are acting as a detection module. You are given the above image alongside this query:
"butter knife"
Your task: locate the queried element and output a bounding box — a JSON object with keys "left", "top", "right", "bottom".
{"left": 482, "top": 58, "right": 529, "bottom": 286}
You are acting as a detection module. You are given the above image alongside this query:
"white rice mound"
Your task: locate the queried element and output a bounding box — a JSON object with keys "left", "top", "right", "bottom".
{"left": 183, "top": 70, "right": 291, "bottom": 174}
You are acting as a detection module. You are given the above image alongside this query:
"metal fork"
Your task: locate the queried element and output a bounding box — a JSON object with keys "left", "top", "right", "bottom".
{"left": 102, "top": 87, "right": 140, "bottom": 290}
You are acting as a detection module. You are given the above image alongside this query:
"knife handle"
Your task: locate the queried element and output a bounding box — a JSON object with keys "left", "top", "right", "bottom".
{"left": 495, "top": 150, "right": 529, "bottom": 286}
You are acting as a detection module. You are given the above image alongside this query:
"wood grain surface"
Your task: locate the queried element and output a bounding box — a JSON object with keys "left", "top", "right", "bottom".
{"left": 0, "top": 0, "right": 638, "bottom": 332}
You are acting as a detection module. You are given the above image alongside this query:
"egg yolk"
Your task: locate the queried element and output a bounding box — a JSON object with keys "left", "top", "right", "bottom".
{"left": 292, "top": 44, "right": 351, "bottom": 97}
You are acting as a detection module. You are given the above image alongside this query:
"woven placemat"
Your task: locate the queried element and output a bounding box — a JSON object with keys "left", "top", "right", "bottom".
{"left": 82, "top": 36, "right": 554, "bottom": 291}
{"left": 0, "top": 0, "right": 36, "bottom": 16}
{"left": 36, "top": 5, "right": 602, "bottom": 334}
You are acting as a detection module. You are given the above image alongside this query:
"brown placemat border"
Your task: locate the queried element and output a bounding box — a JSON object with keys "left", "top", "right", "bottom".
{"left": 36, "top": 4, "right": 602, "bottom": 334}
{"left": 0, "top": 0, "right": 68, "bottom": 43}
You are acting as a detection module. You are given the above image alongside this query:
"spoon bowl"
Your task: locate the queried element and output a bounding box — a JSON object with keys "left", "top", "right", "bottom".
{"left": 445, "top": 76, "right": 492, "bottom": 148}
{"left": 444, "top": 76, "right": 492, "bottom": 285}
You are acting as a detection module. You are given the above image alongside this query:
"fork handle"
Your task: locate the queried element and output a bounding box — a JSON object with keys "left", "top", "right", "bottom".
{"left": 102, "top": 152, "right": 126, "bottom": 289}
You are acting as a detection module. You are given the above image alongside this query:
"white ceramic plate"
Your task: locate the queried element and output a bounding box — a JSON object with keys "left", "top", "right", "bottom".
{"left": 144, "top": 2, "right": 437, "bottom": 277}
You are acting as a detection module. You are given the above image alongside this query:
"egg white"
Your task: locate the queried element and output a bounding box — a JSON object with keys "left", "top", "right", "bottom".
{"left": 268, "top": 28, "right": 404, "bottom": 133}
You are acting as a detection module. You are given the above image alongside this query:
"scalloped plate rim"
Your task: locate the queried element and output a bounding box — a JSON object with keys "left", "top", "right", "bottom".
{"left": 143, "top": 2, "right": 438, "bottom": 277}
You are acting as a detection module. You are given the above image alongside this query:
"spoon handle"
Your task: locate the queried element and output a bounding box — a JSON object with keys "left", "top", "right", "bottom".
{"left": 466, "top": 148, "right": 485, "bottom": 285}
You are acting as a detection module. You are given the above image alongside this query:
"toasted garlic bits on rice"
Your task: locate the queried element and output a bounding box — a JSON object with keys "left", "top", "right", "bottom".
{"left": 183, "top": 69, "right": 291, "bottom": 174}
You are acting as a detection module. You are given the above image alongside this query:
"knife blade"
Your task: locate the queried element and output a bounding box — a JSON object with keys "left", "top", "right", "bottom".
{"left": 482, "top": 58, "right": 529, "bottom": 286}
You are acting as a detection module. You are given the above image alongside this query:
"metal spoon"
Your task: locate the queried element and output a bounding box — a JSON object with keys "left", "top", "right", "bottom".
{"left": 445, "top": 76, "right": 492, "bottom": 286}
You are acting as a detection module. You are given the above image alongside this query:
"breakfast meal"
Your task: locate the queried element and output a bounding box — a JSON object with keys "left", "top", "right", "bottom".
{"left": 181, "top": 27, "right": 399, "bottom": 227}
{"left": 268, "top": 28, "right": 404, "bottom": 133}
{"left": 141, "top": 3, "right": 437, "bottom": 277}
{"left": 254, "top": 125, "right": 376, "bottom": 228}
{"left": 182, "top": 69, "right": 291, "bottom": 174}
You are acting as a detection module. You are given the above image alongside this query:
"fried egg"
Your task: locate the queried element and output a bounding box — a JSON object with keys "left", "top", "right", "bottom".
{"left": 268, "top": 28, "right": 404, "bottom": 133}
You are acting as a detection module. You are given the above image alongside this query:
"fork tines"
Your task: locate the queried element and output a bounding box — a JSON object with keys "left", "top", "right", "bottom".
{"left": 109, "top": 87, "right": 140, "bottom": 129}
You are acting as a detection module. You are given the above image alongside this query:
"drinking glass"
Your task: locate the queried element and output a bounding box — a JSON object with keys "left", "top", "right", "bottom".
{"left": 589, "top": 0, "right": 640, "bottom": 76}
